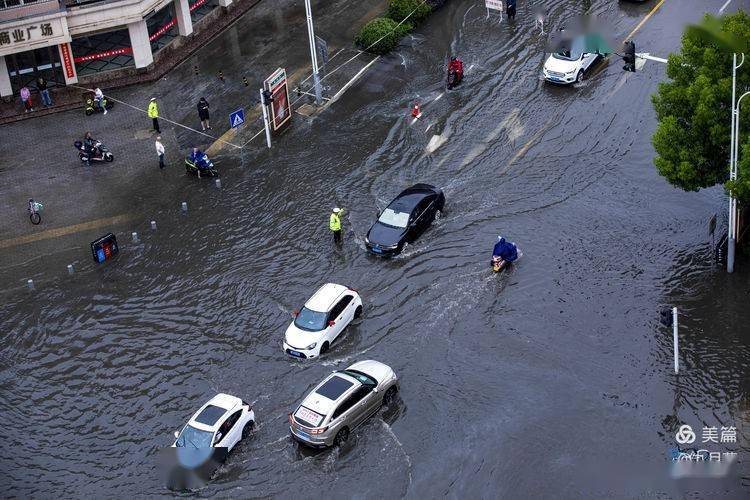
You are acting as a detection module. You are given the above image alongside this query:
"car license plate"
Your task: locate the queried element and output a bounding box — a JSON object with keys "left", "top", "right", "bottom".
{"left": 372, "top": 246, "right": 382, "bottom": 254}
{"left": 288, "top": 350, "right": 303, "bottom": 358}
{"left": 295, "top": 429, "right": 311, "bottom": 440}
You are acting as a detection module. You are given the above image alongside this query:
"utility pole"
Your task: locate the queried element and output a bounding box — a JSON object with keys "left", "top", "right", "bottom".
{"left": 728, "top": 53, "right": 744, "bottom": 273}
{"left": 672, "top": 307, "right": 679, "bottom": 375}
{"left": 260, "top": 88, "right": 272, "bottom": 149}
{"left": 304, "top": 0, "right": 322, "bottom": 105}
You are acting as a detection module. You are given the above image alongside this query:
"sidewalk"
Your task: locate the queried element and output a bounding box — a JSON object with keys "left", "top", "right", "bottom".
{"left": 0, "top": 0, "right": 265, "bottom": 126}
{"left": 0, "top": 0, "right": 388, "bottom": 271}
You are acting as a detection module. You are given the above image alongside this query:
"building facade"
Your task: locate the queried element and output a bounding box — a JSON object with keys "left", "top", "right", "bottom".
{"left": 0, "top": 0, "right": 232, "bottom": 97}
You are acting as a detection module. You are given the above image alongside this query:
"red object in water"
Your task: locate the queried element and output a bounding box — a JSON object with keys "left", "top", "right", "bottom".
{"left": 411, "top": 103, "right": 421, "bottom": 118}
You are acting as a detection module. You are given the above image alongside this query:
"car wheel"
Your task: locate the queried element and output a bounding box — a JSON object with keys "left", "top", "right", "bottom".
{"left": 354, "top": 306, "right": 363, "bottom": 319}
{"left": 576, "top": 70, "right": 584, "bottom": 83}
{"left": 334, "top": 427, "right": 349, "bottom": 446}
{"left": 242, "top": 421, "right": 254, "bottom": 439}
{"left": 383, "top": 386, "right": 398, "bottom": 406}
{"left": 320, "top": 342, "right": 329, "bottom": 354}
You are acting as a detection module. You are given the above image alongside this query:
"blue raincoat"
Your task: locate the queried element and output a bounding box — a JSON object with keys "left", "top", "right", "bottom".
{"left": 493, "top": 237, "right": 518, "bottom": 262}
{"left": 191, "top": 150, "right": 210, "bottom": 169}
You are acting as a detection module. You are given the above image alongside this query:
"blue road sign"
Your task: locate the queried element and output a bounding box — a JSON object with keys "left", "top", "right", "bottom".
{"left": 229, "top": 108, "right": 245, "bottom": 128}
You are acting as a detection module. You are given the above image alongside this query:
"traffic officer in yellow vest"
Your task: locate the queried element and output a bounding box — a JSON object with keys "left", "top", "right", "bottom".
{"left": 148, "top": 97, "right": 161, "bottom": 133}
{"left": 329, "top": 207, "right": 344, "bottom": 244}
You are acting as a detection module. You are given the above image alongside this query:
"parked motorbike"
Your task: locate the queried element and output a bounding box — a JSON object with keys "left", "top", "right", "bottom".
{"left": 85, "top": 96, "right": 113, "bottom": 116}
{"left": 74, "top": 140, "right": 114, "bottom": 163}
{"left": 185, "top": 156, "right": 219, "bottom": 178}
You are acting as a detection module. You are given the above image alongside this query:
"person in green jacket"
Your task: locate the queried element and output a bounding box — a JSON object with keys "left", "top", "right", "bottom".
{"left": 329, "top": 207, "right": 344, "bottom": 244}
{"left": 148, "top": 97, "right": 160, "bottom": 133}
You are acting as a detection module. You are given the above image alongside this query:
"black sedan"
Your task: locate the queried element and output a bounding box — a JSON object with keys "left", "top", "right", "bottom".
{"left": 365, "top": 184, "right": 445, "bottom": 257}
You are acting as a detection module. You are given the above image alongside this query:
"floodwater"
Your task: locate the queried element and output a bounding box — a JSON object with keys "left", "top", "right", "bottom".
{"left": 2, "top": 0, "right": 749, "bottom": 497}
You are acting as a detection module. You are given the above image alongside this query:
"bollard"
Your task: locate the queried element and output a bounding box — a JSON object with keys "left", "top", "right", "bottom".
{"left": 181, "top": 202, "right": 188, "bottom": 212}
{"left": 242, "top": 77, "right": 249, "bottom": 87}
{"left": 151, "top": 220, "right": 157, "bottom": 230}
{"left": 132, "top": 231, "right": 139, "bottom": 243}
{"left": 215, "top": 178, "right": 221, "bottom": 189}
{"left": 67, "top": 264, "right": 74, "bottom": 274}
{"left": 27, "top": 279, "right": 34, "bottom": 290}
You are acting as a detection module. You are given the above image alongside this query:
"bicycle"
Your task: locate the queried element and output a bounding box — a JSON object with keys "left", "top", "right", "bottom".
{"left": 28, "top": 198, "right": 42, "bottom": 225}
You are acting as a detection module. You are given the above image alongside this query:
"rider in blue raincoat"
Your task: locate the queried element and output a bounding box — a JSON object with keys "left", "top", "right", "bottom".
{"left": 190, "top": 147, "right": 210, "bottom": 170}
{"left": 492, "top": 236, "right": 518, "bottom": 265}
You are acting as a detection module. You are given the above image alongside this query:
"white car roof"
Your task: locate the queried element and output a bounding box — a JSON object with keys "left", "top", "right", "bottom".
{"left": 304, "top": 283, "right": 350, "bottom": 312}
{"left": 188, "top": 393, "right": 242, "bottom": 432}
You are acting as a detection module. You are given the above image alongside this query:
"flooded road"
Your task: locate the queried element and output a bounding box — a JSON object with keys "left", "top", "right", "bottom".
{"left": 1, "top": 0, "right": 749, "bottom": 497}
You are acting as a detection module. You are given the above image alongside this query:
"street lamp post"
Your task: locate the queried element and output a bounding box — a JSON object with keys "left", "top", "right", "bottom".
{"left": 728, "top": 53, "right": 744, "bottom": 273}
{"left": 304, "top": 0, "right": 323, "bottom": 105}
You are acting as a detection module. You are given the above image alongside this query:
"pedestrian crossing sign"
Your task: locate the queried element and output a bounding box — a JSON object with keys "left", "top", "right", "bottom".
{"left": 229, "top": 108, "right": 245, "bottom": 128}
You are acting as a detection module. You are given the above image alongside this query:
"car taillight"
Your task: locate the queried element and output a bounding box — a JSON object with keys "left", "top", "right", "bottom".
{"left": 310, "top": 427, "right": 328, "bottom": 435}
{"left": 348, "top": 287, "right": 358, "bottom": 292}
{"left": 288, "top": 413, "right": 294, "bottom": 425}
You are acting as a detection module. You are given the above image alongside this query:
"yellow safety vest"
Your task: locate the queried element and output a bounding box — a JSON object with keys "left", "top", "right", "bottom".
{"left": 148, "top": 101, "right": 159, "bottom": 118}
{"left": 329, "top": 213, "right": 341, "bottom": 231}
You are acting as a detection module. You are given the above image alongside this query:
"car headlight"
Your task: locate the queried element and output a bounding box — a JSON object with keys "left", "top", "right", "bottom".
{"left": 365, "top": 236, "right": 370, "bottom": 244}
{"left": 305, "top": 343, "right": 317, "bottom": 350}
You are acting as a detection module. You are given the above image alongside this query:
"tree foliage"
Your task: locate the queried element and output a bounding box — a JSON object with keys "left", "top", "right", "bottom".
{"left": 355, "top": 17, "right": 412, "bottom": 55}
{"left": 651, "top": 12, "right": 750, "bottom": 203}
{"left": 388, "top": 0, "right": 432, "bottom": 25}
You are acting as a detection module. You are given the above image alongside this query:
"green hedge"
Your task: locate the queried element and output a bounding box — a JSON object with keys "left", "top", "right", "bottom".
{"left": 388, "top": 0, "right": 432, "bottom": 25}
{"left": 355, "top": 17, "right": 413, "bottom": 55}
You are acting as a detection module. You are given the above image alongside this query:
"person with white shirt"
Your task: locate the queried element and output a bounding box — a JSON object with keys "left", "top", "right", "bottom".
{"left": 155, "top": 136, "right": 165, "bottom": 169}
{"left": 94, "top": 87, "right": 106, "bottom": 114}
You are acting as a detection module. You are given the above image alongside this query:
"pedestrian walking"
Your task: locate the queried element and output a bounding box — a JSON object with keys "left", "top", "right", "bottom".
{"left": 20, "top": 86, "right": 33, "bottom": 112}
{"left": 148, "top": 97, "right": 160, "bottom": 133}
{"left": 37, "top": 77, "right": 52, "bottom": 107}
{"left": 197, "top": 97, "right": 211, "bottom": 131}
{"left": 155, "top": 136, "right": 165, "bottom": 169}
{"left": 507, "top": 0, "right": 516, "bottom": 21}
{"left": 329, "top": 207, "right": 344, "bottom": 244}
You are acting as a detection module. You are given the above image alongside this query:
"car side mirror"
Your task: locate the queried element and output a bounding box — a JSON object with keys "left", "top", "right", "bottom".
{"left": 373, "top": 388, "right": 379, "bottom": 393}
{"left": 376, "top": 210, "right": 381, "bottom": 218}
{"left": 293, "top": 309, "right": 299, "bottom": 317}
{"left": 174, "top": 430, "right": 179, "bottom": 439}
{"left": 328, "top": 320, "right": 335, "bottom": 327}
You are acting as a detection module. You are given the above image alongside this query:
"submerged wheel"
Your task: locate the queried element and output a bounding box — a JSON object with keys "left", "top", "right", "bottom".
{"left": 30, "top": 212, "right": 41, "bottom": 225}
{"left": 354, "top": 306, "right": 363, "bottom": 319}
{"left": 320, "top": 342, "right": 329, "bottom": 354}
{"left": 383, "top": 386, "right": 398, "bottom": 405}
{"left": 334, "top": 427, "right": 349, "bottom": 446}
{"left": 576, "top": 70, "right": 584, "bottom": 83}
{"left": 85, "top": 108, "right": 93, "bottom": 116}
{"left": 104, "top": 153, "right": 114, "bottom": 162}
{"left": 242, "top": 421, "right": 254, "bottom": 439}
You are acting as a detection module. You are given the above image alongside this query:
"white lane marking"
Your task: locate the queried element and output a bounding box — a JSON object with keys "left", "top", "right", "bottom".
{"left": 719, "top": 0, "right": 733, "bottom": 14}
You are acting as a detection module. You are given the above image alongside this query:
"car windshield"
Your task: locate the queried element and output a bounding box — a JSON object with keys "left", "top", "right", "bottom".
{"left": 175, "top": 425, "right": 213, "bottom": 449}
{"left": 294, "top": 306, "right": 328, "bottom": 331}
{"left": 378, "top": 208, "right": 410, "bottom": 228}
{"left": 341, "top": 369, "right": 377, "bottom": 386}
{"left": 553, "top": 37, "right": 585, "bottom": 61}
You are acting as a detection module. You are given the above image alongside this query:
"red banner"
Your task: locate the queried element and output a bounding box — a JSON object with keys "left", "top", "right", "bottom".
{"left": 60, "top": 43, "right": 75, "bottom": 78}
{"left": 72, "top": 0, "right": 209, "bottom": 64}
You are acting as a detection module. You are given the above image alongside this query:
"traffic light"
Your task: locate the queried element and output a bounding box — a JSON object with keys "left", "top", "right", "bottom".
{"left": 261, "top": 89, "right": 273, "bottom": 105}
{"left": 623, "top": 40, "right": 636, "bottom": 72}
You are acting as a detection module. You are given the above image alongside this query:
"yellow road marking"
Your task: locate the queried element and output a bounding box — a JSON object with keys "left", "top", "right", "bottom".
{"left": 0, "top": 213, "right": 138, "bottom": 249}
{"left": 623, "top": 0, "right": 667, "bottom": 43}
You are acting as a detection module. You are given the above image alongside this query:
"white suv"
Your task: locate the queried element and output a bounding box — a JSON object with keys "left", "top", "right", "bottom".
{"left": 542, "top": 33, "right": 604, "bottom": 85}
{"left": 283, "top": 283, "right": 363, "bottom": 359}
{"left": 172, "top": 393, "right": 255, "bottom": 453}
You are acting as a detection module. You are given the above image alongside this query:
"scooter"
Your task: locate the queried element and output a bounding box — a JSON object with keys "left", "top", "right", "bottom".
{"left": 447, "top": 69, "right": 463, "bottom": 90}
{"left": 185, "top": 156, "right": 219, "bottom": 177}
{"left": 75, "top": 140, "right": 114, "bottom": 163}
{"left": 85, "top": 95, "right": 113, "bottom": 116}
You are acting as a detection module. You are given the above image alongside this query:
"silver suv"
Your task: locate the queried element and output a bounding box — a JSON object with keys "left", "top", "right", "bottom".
{"left": 288, "top": 360, "right": 398, "bottom": 448}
